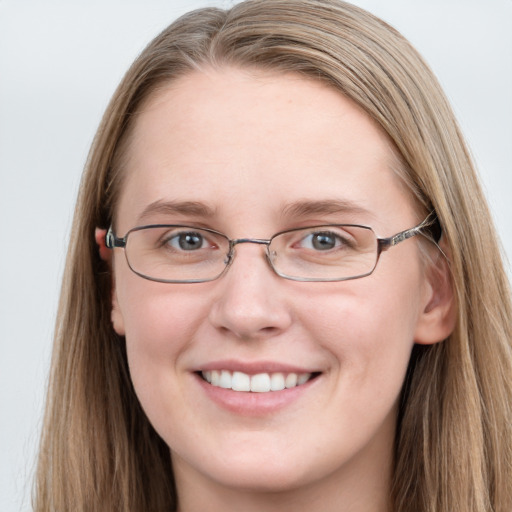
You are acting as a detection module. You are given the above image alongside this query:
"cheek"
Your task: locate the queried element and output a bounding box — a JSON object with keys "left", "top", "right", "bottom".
{"left": 115, "top": 276, "right": 209, "bottom": 398}
{"left": 300, "top": 267, "right": 423, "bottom": 398}
{"left": 124, "top": 295, "right": 205, "bottom": 351}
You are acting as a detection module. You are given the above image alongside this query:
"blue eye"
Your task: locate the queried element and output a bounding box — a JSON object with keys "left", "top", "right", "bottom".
{"left": 312, "top": 232, "right": 338, "bottom": 250}
{"left": 301, "top": 231, "right": 344, "bottom": 251}
{"left": 167, "top": 232, "right": 207, "bottom": 251}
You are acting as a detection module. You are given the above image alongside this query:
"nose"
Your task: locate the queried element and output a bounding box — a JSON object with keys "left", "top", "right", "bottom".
{"left": 208, "top": 243, "right": 293, "bottom": 341}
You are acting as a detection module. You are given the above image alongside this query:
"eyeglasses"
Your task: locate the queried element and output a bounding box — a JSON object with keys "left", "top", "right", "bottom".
{"left": 105, "top": 212, "right": 439, "bottom": 283}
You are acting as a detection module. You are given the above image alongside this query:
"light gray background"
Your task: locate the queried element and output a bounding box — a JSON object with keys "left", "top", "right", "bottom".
{"left": 1, "top": 1, "right": 511, "bottom": 511}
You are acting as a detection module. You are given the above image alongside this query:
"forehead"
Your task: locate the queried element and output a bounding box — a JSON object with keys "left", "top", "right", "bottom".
{"left": 116, "top": 67, "right": 413, "bottom": 233}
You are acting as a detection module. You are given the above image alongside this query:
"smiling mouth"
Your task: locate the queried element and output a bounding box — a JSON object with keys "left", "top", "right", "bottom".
{"left": 199, "top": 370, "right": 320, "bottom": 393}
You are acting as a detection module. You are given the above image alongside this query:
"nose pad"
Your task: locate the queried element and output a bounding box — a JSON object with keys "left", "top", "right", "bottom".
{"left": 266, "top": 249, "right": 278, "bottom": 269}
{"left": 224, "top": 246, "right": 236, "bottom": 267}
{"left": 208, "top": 244, "right": 292, "bottom": 340}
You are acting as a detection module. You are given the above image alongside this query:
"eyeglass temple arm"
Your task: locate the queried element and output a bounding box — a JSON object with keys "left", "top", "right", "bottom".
{"left": 377, "top": 212, "right": 440, "bottom": 253}
{"left": 105, "top": 227, "right": 126, "bottom": 249}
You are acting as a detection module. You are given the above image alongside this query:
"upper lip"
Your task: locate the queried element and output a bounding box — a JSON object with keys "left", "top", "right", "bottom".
{"left": 193, "top": 359, "right": 321, "bottom": 375}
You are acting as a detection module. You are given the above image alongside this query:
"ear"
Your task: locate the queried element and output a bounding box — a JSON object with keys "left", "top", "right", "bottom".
{"left": 110, "top": 289, "right": 126, "bottom": 336}
{"left": 414, "top": 239, "right": 457, "bottom": 345}
{"left": 95, "top": 227, "right": 126, "bottom": 336}
{"left": 95, "top": 228, "right": 111, "bottom": 262}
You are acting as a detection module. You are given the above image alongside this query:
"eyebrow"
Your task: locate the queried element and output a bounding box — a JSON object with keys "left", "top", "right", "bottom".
{"left": 137, "top": 200, "right": 217, "bottom": 223}
{"left": 136, "top": 198, "right": 373, "bottom": 225}
{"left": 281, "top": 199, "right": 374, "bottom": 220}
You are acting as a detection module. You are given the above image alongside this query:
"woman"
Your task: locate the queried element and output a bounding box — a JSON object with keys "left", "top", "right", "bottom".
{"left": 34, "top": 1, "right": 512, "bottom": 511}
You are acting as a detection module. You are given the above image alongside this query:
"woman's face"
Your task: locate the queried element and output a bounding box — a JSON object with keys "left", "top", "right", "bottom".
{"left": 110, "top": 68, "right": 439, "bottom": 497}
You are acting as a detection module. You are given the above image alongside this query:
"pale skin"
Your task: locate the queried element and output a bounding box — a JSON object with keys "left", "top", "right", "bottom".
{"left": 97, "top": 67, "right": 455, "bottom": 511}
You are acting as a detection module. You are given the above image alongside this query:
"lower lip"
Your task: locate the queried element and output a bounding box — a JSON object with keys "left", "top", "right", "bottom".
{"left": 194, "top": 373, "right": 319, "bottom": 416}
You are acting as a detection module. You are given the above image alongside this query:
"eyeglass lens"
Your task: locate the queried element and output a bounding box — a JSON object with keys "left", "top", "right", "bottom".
{"left": 123, "top": 225, "right": 380, "bottom": 283}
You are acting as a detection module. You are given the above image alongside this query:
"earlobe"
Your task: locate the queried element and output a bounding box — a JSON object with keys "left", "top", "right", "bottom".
{"left": 414, "top": 240, "right": 457, "bottom": 345}
{"left": 111, "top": 289, "right": 126, "bottom": 336}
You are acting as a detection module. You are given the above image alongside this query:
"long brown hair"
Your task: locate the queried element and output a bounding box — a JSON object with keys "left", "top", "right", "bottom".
{"left": 35, "top": 1, "right": 512, "bottom": 510}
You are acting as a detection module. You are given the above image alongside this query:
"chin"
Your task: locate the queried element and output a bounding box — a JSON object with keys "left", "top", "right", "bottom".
{"left": 173, "top": 445, "right": 319, "bottom": 494}
{"left": 209, "top": 464, "right": 313, "bottom": 494}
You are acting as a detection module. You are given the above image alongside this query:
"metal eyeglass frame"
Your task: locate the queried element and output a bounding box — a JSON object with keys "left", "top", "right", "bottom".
{"left": 104, "top": 211, "right": 440, "bottom": 283}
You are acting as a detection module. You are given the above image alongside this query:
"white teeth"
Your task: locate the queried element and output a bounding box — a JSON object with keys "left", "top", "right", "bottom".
{"left": 270, "top": 373, "right": 285, "bottom": 391}
{"left": 219, "top": 370, "right": 232, "bottom": 389}
{"left": 285, "top": 373, "right": 298, "bottom": 388}
{"left": 211, "top": 370, "right": 220, "bottom": 386}
{"left": 232, "top": 371, "right": 251, "bottom": 392}
{"left": 251, "top": 373, "right": 271, "bottom": 393}
{"left": 298, "top": 373, "right": 310, "bottom": 385}
{"left": 201, "top": 370, "right": 314, "bottom": 392}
